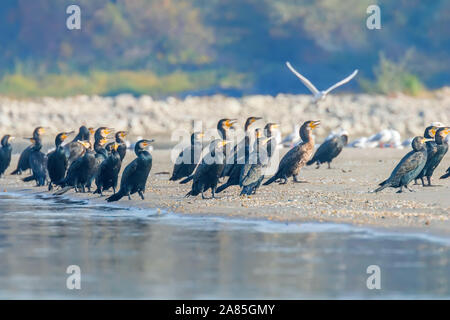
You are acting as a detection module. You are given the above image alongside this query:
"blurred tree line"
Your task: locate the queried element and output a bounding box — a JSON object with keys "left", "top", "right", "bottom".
{"left": 0, "top": 0, "right": 448, "bottom": 97}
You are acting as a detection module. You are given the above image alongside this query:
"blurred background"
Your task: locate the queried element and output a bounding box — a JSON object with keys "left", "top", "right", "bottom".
{"left": 0, "top": 0, "right": 449, "bottom": 98}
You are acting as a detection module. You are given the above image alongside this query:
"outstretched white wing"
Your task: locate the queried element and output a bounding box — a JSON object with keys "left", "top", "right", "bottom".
{"left": 286, "top": 62, "right": 319, "bottom": 95}
{"left": 324, "top": 69, "right": 358, "bottom": 94}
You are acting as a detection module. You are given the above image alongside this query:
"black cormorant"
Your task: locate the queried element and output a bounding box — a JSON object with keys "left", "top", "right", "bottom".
{"left": 106, "top": 139, "right": 154, "bottom": 202}
{"left": 55, "top": 141, "right": 97, "bottom": 193}
{"left": 22, "top": 137, "right": 48, "bottom": 186}
{"left": 222, "top": 116, "right": 262, "bottom": 177}
{"left": 180, "top": 119, "right": 235, "bottom": 184}
{"left": 374, "top": 136, "right": 432, "bottom": 193}
{"left": 264, "top": 120, "right": 321, "bottom": 185}
{"left": 306, "top": 131, "right": 348, "bottom": 169}
{"left": 185, "top": 139, "right": 229, "bottom": 199}
{"left": 64, "top": 126, "right": 95, "bottom": 165}
{"left": 106, "top": 131, "right": 127, "bottom": 160}
{"left": 0, "top": 135, "right": 14, "bottom": 177}
{"left": 47, "top": 132, "right": 72, "bottom": 190}
{"left": 94, "top": 142, "right": 122, "bottom": 195}
{"left": 170, "top": 132, "right": 204, "bottom": 181}
{"left": 414, "top": 125, "right": 437, "bottom": 185}
{"left": 416, "top": 127, "right": 449, "bottom": 186}
{"left": 11, "top": 126, "right": 45, "bottom": 175}
{"left": 240, "top": 136, "right": 273, "bottom": 196}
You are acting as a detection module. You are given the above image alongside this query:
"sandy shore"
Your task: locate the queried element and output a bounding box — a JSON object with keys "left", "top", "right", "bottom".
{"left": 1, "top": 148, "right": 449, "bottom": 236}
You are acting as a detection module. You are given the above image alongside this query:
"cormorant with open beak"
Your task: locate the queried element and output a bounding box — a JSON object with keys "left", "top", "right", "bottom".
{"left": 11, "top": 126, "right": 45, "bottom": 175}
{"left": 264, "top": 120, "right": 321, "bottom": 185}
{"left": 47, "top": 132, "right": 72, "bottom": 190}
{"left": 0, "top": 135, "right": 14, "bottom": 177}
{"left": 106, "top": 139, "right": 154, "bottom": 202}
{"left": 374, "top": 136, "right": 432, "bottom": 193}
{"left": 170, "top": 132, "right": 204, "bottom": 181}
{"left": 185, "top": 139, "right": 230, "bottom": 199}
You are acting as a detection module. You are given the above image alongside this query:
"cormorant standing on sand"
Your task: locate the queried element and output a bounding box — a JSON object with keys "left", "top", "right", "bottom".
{"left": 106, "top": 131, "right": 127, "bottom": 160}
{"left": 22, "top": 137, "right": 48, "bottom": 186}
{"left": 106, "top": 139, "right": 154, "bottom": 202}
{"left": 0, "top": 135, "right": 14, "bottom": 177}
{"left": 94, "top": 142, "right": 122, "bottom": 196}
{"left": 54, "top": 141, "right": 97, "bottom": 194}
{"left": 374, "top": 136, "right": 432, "bottom": 193}
{"left": 64, "top": 126, "right": 95, "bottom": 165}
{"left": 307, "top": 131, "right": 348, "bottom": 169}
{"left": 11, "top": 127, "right": 45, "bottom": 175}
{"left": 414, "top": 125, "right": 437, "bottom": 185}
{"left": 170, "top": 132, "right": 204, "bottom": 181}
{"left": 240, "top": 134, "right": 273, "bottom": 196}
{"left": 47, "top": 132, "right": 72, "bottom": 191}
{"left": 185, "top": 139, "right": 229, "bottom": 199}
{"left": 264, "top": 120, "right": 321, "bottom": 185}
{"left": 222, "top": 116, "right": 262, "bottom": 177}
{"left": 180, "top": 119, "right": 235, "bottom": 184}
{"left": 416, "top": 127, "right": 449, "bottom": 186}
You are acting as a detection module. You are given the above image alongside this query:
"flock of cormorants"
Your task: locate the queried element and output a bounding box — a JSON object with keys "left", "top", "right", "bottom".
{"left": 0, "top": 119, "right": 448, "bottom": 201}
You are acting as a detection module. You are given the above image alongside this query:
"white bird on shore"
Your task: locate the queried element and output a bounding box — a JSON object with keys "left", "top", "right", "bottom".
{"left": 286, "top": 62, "right": 358, "bottom": 104}
{"left": 281, "top": 124, "right": 300, "bottom": 148}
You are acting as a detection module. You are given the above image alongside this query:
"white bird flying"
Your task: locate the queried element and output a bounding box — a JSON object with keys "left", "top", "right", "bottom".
{"left": 286, "top": 62, "right": 358, "bottom": 104}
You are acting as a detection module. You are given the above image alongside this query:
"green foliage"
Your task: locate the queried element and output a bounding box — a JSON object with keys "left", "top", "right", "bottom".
{"left": 0, "top": 0, "right": 448, "bottom": 96}
{"left": 359, "top": 53, "right": 425, "bottom": 96}
{"left": 0, "top": 69, "right": 245, "bottom": 98}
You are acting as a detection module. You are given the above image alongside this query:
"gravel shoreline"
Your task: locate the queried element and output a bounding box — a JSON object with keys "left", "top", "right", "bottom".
{"left": 1, "top": 148, "right": 449, "bottom": 237}
{"left": 1, "top": 91, "right": 449, "bottom": 141}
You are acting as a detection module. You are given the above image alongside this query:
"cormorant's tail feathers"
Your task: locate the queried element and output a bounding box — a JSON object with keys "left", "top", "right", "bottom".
{"left": 263, "top": 174, "right": 278, "bottom": 186}
{"left": 215, "top": 183, "right": 229, "bottom": 194}
{"left": 53, "top": 186, "right": 73, "bottom": 196}
{"left": 106, "top": 191, "right": 124, "bottom": 202}
{"left": 306, "top": 159, "right": 315, "bottom": 166}
{"left": 180, "top": 175, "right": 193, "bottom": 184}
{"left": 10, "top": 168, "right": 21, "bottom": 175}
{"left": 440, "top": 172, "right": 450, "bottom": 179}
{"left": 22, "top": 175, "right": 35, "bottom": 182}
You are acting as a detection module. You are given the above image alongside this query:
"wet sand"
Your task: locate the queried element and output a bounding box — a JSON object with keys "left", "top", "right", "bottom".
{"left": 1, "top": 148, "right": 449, "bottom": 236}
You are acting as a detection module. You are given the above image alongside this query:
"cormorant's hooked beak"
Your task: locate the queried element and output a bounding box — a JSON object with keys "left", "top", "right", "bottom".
{"left": 441, "top": 128, "right": 450, "bottom": 136}
{"left": 24, "top": 137, "right": 35, "bottom": 143}
{"left": 250, "top": 117, "right": 263, "bottom": 124}
{"left": 255, "top": 130, "right": 263, "bottom": 138}
{"left": 271, "top": 123, "right": 279, "bottom": 129}
{"left": 77, "top": 141, "right": 90, "bottom": 148}
{"left": 309, "top": 120, "right": 321, "bottom": 129}
{"left": 8, "top": 136, "right": 15, "bottom": 142}
{"left": 225, "top": 119, "right": 237, "bottom": 128}
{"left": 120, "top": 131, "right": 127, "bottom": 138}
{"left": 430, "top": 127, "right": 437, "bottom": 136}
{"left": 421, "top": 138, "right": 434, "bottom": 143}
{"left": 141, "top": 139, "right": 155, "bottom": 147}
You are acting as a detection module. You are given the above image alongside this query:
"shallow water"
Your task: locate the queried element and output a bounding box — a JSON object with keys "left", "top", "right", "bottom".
{"left": 0, "top": 192, "right": 449, "bottom": 299}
